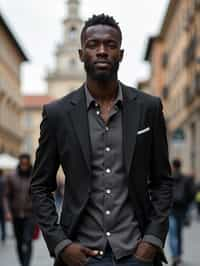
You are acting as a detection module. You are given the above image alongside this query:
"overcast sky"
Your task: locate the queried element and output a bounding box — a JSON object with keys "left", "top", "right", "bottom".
{"left": 0, "top": 0, "right": 169, "bottom": 95}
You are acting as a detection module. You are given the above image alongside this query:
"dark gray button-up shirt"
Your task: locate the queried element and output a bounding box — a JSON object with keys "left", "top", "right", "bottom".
{"left": 74, "top": 85, "right": 141, "bottom": 259}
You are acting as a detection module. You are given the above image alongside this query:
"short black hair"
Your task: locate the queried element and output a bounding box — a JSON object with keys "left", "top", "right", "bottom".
{"left": 19, "top": 153, "right": 31, "bottom": 161}
{"left": 81, "top": 14, "right": 122, "bottom": 45}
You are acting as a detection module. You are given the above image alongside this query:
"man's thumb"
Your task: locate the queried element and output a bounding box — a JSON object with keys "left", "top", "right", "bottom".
{"left": 82, "top": 247, "right": 98, "bottom": 256}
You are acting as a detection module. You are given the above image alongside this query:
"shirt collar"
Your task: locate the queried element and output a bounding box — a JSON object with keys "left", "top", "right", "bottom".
{"left": 85, "top": 83, "right": 123, "bottom": 110}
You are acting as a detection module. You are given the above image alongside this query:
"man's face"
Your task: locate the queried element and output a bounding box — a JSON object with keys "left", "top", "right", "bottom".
{"left": 19, "top": 158, "right": 30, "bottom": 172}
{"left": 79, "top": 24, "right": 124, "bottom": 81}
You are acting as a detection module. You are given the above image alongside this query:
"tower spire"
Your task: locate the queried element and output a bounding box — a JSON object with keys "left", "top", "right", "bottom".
{"left": 67, "top": 0, "right": 80, "bottom": 19}
{"left": 46, "top": 0, "right": 84, "bottom": 99}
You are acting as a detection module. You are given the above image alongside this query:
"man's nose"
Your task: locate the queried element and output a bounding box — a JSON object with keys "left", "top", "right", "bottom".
{"left": 96, "top": 44, "right": 108, "bottom": 57}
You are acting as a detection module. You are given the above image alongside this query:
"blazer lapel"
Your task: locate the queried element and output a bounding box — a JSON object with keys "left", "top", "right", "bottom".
{"left": 122, "top": 84, "right": 140, "bottom": 175}
{"left": 69, "top": 86, "right": 91, "bottom": 172}
{"left": 68, "top": 83, "right": 140, "bottom": 175}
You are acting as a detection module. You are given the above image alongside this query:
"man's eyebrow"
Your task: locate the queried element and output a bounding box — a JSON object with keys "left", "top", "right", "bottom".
{"left": 86, "top": 37, "right": 118, "bottom": 42}
{"left": 85, "top": 38, "right": 99, "bottom": 41}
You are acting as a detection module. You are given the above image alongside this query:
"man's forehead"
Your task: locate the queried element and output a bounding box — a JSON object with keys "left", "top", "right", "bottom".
{"left": 84, "top": 24, "right": 120, "bottom": 40}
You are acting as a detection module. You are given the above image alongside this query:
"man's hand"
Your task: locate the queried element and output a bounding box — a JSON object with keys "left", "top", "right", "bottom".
{"left": 60, "top": 243, "right": 98, "bottom": 266}
{"left": 134, "top": 241, "right": 157, "bottom": 262}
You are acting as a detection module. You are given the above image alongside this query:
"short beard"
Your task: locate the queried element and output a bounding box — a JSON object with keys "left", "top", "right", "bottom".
{"left": 84, "top": 61, "right": 120, "bottom": 82}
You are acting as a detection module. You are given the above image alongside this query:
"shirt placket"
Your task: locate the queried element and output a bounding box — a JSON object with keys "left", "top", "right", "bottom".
{"left": 101, "top": 106, "right": 119, "bottom": 243}
{"left": 103, "top": 123, "right": 113, "bottom": 239}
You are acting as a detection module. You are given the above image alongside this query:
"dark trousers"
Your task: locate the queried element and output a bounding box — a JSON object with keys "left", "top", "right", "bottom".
{"left": 0, "top": 206, "right": 6, "bottom": 241}
{"left": 169, "top": 211, "right": 185, "bottom": 258}
{"left": 13, "top": 217, "right": 35, "bottom": 266}
{"left": 54, "top": 243, "right": 154, "bottom": 266}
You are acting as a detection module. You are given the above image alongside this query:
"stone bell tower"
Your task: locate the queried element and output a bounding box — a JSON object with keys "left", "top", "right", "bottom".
{"left": 46, "top": 0, "right": 85, "bottom": 99}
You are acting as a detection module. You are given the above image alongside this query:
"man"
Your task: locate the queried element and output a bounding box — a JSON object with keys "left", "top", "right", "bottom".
{"left": 31, "top": 14, "right": 173, "bottom": 266}
{"left": 0, "top": 169, "right": 6, "bottom": 243}
{"left": 6, "top": 154, "right": 35, "bottom": 266}
{"left": 169, "top": 159, "right": 194, "bottom": 266}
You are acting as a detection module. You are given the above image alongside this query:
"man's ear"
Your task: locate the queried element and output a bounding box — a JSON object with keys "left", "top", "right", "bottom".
{"left": 78, "top": 49, "right": 84, "bottom": 62}
{"left": 119, "top": 49, "right": 124, "bottom": 62}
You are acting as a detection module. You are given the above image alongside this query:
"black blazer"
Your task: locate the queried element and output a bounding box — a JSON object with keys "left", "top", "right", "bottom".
{"left": 31, "top": 83, "right": 173, "bottom": 264}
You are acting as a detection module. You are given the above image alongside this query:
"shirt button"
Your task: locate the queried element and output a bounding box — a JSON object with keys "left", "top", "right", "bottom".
{"left": 99, "top": 250, "right": 104, "bottom": 256}
{"left": 96, "top": 110, "right": 100, "bottom": 115}
{"left": 105, "top": 147, "right": 111, "bottom": 152}
{"left": 105, "top": 126, "right": 109, "bottom": 131}
{"left": 106, "top": 232, "right": 111, "bottom": 237}
{"left": 106, "top": 210, "right": 111, "bottom": 215}
{"left": 105, "top": 168, "right": 111, "bottom": 174}
{"left": 95, "top": 102, "right": 99, "bottom": 107}
{"left": 106, "top": 189, "right": 111, "bottom": 194}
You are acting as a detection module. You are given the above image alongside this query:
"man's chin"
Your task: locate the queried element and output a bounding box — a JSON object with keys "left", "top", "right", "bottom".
{"left": 93, "top": 73, "right": 112, "bottom": 81}
{"left": 91, "top": 70, "right": 117, "bottom": 82}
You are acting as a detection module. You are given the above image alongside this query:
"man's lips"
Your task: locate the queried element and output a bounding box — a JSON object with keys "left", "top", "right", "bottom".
{"left": 94, "top": 61, "right": 111, "bottom": 67}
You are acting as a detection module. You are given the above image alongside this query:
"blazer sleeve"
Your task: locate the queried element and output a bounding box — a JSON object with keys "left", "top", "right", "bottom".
{"left": 31, "top": 106, "right": 72, "bottom": 257}
{"left": 144, "top": 98, "right": 174, "bottom": 247}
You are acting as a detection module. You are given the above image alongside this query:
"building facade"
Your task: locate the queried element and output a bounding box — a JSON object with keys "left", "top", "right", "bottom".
{"left": 0, "top": 12, "right": 28, "bottom": 156}
{"left": 46, "top": 0, "right": 84, "bottom": 99}
{"left": 22, "top": 96, "right": 53, "bottom": 161}
{"left": 22, "top": 0, "right": 85, "bottom": 163}
{"left": 144, "top": 0, "right": 200, "bottom": 179}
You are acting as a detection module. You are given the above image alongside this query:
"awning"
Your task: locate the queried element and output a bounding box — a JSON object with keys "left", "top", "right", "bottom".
{"left": 0, "top": 153, "right": 18, "bottom": 169}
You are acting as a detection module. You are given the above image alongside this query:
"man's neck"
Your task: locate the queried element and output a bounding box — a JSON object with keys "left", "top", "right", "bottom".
{"left": 86, "top": 77, "right": 119, "bottom": 103}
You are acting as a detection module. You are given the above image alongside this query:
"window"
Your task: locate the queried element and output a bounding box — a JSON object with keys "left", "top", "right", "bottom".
{"left": 24, "top": 113, "right": 32, "bottom": 128}
{"left": 162, "top": 53, "right": 168, "bottom": 68}
{"left": 24, "top": 135, "right": 33, "bottom": 154}
{"left": 185, "top": 37, "right": 196, "bottom": 66}
{"left": 69, "top": 26, "right": 77, "bottom": 40}
{"left": 70, "top": 58, "right": 76, "bottom": 67}
{"left": 195, "top": 0, "right": 200, "bottom": 9}
{"left": 162, "top": 86, "right": 169, "bottom": 100}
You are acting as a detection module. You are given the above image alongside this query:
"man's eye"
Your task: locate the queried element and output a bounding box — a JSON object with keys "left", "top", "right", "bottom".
{"left": 107, "top": 43, "right": 117, "bottom": 48}
{"left": 87, "top": 42, "right": 97, "bottom": 48}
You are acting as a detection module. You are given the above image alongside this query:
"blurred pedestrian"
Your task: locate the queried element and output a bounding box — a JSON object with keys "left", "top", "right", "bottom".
{"left": 195, "top": 183, "right": 200, "bottom": 219}
{"left": 169, "top": 159, "right": 195, "bottom": 266}
{"left": 6, "top": 153, "right": 35, "bottom": 266}
{"left": 0, "top": 168, "right": 6, "bottom": 243}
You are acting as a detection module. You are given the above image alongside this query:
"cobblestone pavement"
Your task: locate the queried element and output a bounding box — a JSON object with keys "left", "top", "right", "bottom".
{"left": 0, "top": 218, "right": 199, "bottom": 266}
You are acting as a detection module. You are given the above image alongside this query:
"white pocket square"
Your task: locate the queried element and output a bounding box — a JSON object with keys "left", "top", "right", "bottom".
{"left": 137, "top": 127, "right": 150, "bottom": 135}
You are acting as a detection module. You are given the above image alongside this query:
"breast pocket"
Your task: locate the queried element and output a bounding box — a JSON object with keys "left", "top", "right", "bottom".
{"left": 136, "top": 127, "right": 151, "bottom": 144}
{"left": 134, "top": 126, "right": 152, "bottom": 162}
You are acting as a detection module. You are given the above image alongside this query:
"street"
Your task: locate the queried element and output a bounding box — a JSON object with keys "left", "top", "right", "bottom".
{"left": 0, "top": 222, "right": 53, "bottom": 266}
{"left": 0, "top": 219, "right": 199, "bottom": 266}
{"left": 166, "top": 218, "right": 199, "bottom": 266}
